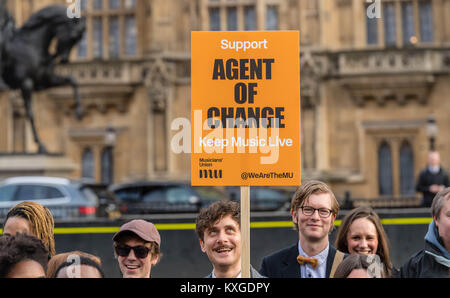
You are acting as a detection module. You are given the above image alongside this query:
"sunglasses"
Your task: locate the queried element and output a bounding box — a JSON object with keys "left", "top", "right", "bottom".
{"left": 114, "top": 245, "right": 151, "bottom": 259}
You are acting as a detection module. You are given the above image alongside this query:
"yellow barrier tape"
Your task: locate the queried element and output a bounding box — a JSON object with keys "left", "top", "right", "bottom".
{"left": 53, "top": 227, "right": 120, "bottom": 234}
{"left": 250, "top": 221, "right": 294, "bottom": 228}
{"left": 380, "top": 217, "right": 432, "bottom": 225}
{"left": 0, "top": 217, "right": 432, "bottom": 235}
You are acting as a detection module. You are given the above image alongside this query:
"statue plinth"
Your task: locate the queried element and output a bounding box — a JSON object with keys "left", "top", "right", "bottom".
{"left": 0, "top": 153, "right": 77, "bottom": 180}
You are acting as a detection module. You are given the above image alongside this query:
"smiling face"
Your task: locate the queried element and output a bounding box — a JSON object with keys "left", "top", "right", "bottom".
{"left": 346, "top": 218, "right": 379, "bottom": 255}
{"left": 199, "top": 215, "right": 241, "bottom": 276}
{"left": 292, "top": 193, "right": 336, "bottom": 243}
{"left": 115, "top": 235, "right": 157, "bottom": 278}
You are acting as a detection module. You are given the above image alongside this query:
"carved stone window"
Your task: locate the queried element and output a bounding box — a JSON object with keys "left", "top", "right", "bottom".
{"left": 101, "top": 146, "right": 114, "bottom": 184}
{"left": 384, "top": 2, "right": 397, "bottom": 46}
{"left": 377, "top": 137, "right": 417, "bottom": 197}
{"left": 364, "top": 121, "right": 419, "bottom": 198}
{"left": 401, "top": 1, "right": 414, "bottom": 45}
{"left": 266, "top": 5, "right": 278, "bottom": 30}
{"left": 366, "top": 5, "right": 378, "bottom": 45}
{"left": 82, "top": 147, "right": 95, "bottom": 179}
{"left": 399, "top": 140, "right": 415, "bottom": 196}
{"left": 365, "top": 0, "right": 433, "bottom": 46}
{"left": 202, "top": 0, "right": 280, "bottom": 31}
{"left": 378, "top": 141, "right": 393, "bottom": 196}
{"left": 419, "top": 1, "right": 433, "bottom": 42}
{"left": 77, "top": 0, "right": 138, "bottom": 60}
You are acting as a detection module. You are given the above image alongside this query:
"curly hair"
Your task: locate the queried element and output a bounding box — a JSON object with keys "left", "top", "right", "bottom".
{"left": 0, "top": 233, "right": 49, "bottom": 278}
{"left": 5, "top": 201, "right": 55, "bottom": 257}
{"left": 195, "top": 200, "right": 240, "bottom": 242}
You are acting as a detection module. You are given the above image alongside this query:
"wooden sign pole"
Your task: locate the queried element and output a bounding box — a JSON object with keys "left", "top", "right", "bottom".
{"left": 240, "top": 185, "right": 250, "bottom": 278}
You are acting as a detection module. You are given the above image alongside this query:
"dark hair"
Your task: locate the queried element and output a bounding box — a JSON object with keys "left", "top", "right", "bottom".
{"left": 54, "top": 256, "right": 105, "bottom": 278}
{"left": 333, "top": 254, "right": 384, "bottom": 278}
{"left": 195, "top": 200, "right": 240, "bottom": 241}
{"left": 0, "top": 233, "right": 49, "bottom": 278}
{"left": 334, "top": 206, "right": 392, "bottom": 277}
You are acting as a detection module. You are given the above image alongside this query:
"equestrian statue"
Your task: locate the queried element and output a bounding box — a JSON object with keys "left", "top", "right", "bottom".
{"left": 0, "top": 3, "right": 85, "bottom": 153}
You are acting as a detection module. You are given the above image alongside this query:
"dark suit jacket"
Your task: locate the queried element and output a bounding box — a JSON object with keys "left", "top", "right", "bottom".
{"left": 416, "top": 167, "right": 449, "bottom": 206}
{"left": 259, "top": 243, "right": 341, "bottom": 278}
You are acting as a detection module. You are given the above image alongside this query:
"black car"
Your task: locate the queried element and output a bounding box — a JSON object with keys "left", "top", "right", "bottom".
{"left": 79, "top": 181, "right": 122, "bottom": 219}
{"left": 110, "top": 181, "right": 205, "bottom": 214}
{"left": 225, "top": 186, "right": 290, "bottom": 211}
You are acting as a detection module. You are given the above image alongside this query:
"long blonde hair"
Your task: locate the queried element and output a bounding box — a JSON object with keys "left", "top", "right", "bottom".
{"left": 6, "top": 201, "right": 55, "bottom": 257}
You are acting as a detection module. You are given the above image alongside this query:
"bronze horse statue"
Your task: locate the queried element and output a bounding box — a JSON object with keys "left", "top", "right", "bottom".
{"left": 1, "top": 5, "right": 85, "bottom": 153}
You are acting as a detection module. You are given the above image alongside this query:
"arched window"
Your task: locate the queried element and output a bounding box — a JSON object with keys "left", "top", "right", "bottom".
{"left": 378, "top": 141, "right": 393, "bottom": 196}
{"left": 81, "top": 148, "right": 94, "bottom": 179}
{"left": 101, "top": 147, "right": 114, "bottom": 185}
{"left": 399, "top": 140, "right": 415, "bottom": 196}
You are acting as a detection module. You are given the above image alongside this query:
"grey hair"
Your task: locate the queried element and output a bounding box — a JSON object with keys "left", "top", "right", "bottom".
{"left": 431, "top": 187, "right": 450, "bottom": 219}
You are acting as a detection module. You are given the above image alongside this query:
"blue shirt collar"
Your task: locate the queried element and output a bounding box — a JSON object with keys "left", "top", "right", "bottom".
{"left": 298, "top": 241, "right": 329, "bottom": 265}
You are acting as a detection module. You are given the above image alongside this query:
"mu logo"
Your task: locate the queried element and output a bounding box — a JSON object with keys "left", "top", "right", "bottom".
{"left": 199, "top": 169, "right": 223, "bottom": 179}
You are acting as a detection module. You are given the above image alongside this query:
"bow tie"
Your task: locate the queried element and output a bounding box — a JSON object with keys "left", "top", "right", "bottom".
{"left": 297, "top": 255, "right": 319, "bottom": 269}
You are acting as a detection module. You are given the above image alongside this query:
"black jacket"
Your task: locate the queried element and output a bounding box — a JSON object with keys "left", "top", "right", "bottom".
{"left": 400, "top": 221, "right": 450, "bottom": 278}
{"left": 416, "top": 167, "right": 449, "bottom": 206}
{"left": 400, "top": 241, "right": 450, "bottom": 278}
{"left": 259, "top": 243, "right": 342, "bottom": 278}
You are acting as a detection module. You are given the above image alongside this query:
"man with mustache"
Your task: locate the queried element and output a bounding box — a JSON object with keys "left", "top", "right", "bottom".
{"left": 195, "top": 200, "right": 264, "bottom": 278}
{"left": 260, "top": 180, "right": 346, "bottom": 278}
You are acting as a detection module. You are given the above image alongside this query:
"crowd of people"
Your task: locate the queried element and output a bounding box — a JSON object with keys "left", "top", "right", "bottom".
{"left": 0, "top": 178, "right": 449, "bottom": 278}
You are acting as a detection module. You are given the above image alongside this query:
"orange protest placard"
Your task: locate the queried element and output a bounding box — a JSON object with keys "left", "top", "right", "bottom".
{"left": 191, "top": 31, "right": 300, "bottom": 186}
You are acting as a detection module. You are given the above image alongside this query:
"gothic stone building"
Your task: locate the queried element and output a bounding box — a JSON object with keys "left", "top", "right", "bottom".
{"left": 0, "top": 0, "right": 449, "bottom": 202}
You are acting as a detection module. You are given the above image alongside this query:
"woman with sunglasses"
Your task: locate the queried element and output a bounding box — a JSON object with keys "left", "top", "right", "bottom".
{"left": 112, "top": 219, "right": 161, "bottom": 278}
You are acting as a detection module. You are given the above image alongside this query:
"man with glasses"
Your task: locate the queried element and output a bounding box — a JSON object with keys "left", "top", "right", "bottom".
{"left": 259, "top": 180, "right": 346, "bottom": 278}
{"left": 112, "top": 219, "right": 161, "bottom": 278}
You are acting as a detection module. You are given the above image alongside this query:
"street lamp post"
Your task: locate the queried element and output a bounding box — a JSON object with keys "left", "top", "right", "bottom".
{"left": 426, "top": 115, "right": 438, "bottom": 151}
{"left": 105, "top": 126, "right": 117, "bottom": 148}
{"left": 103, "top": 126, "right": 117, "bottom": 185}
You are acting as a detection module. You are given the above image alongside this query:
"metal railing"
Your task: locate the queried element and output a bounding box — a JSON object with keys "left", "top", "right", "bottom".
{"left": 339, "top": 191, "right": 422, "bottom": 209}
